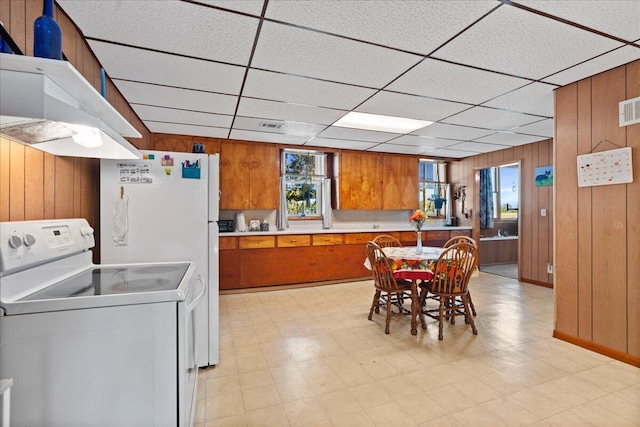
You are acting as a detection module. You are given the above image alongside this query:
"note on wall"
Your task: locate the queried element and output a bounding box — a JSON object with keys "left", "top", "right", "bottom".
{"left": 577, "top": 147, "right": 633, "bottom": 187}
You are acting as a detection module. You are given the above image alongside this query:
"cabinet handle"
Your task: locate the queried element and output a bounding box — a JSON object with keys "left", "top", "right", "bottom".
{"left": 290, "top": 239, "right": 297, "bottom": 243}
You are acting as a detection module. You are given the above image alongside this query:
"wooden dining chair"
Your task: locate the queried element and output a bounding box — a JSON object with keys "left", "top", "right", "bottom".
{"left": 372, "top": 234, "right": 402, "bottom": 248}
{"left": 419, "top": 242, "right": 478, "bottom": 340}
{"left": 365, "top": 241, "right": 415, "bottom": 334}
{"left": 442, "top": 236, "right": 478, "bottom": 316}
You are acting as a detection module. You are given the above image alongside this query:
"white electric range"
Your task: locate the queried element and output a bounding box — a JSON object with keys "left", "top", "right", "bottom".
{"left": 0, "top": 218, "right": 204, "bottom": 427}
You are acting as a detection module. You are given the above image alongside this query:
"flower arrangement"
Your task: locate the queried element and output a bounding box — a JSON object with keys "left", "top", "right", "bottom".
{"left": 409, "top": 209, "right": 428, "bottom": 231}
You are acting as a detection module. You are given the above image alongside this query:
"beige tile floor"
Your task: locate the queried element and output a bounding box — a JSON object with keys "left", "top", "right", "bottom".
{"left": 194, "top": 272, "right": 640, "bottom": 427}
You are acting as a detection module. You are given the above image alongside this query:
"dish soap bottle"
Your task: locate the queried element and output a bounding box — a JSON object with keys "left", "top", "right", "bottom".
{"left": 34, "top": 0, "right": 62, "bottom": 60}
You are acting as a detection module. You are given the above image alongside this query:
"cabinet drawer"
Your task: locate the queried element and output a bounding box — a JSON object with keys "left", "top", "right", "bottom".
{"left": 277, "top": 235, "right": 311, "bottom": 248}
{"left": 344, "top": 233, "right": 373, "bottom": 245}
{"left": 312, "top": 234, "right": 344, "bottom": 246}
{"left": 239, "top": 235, "right": 275, "bottom": 249}
{"left": 219, "top": 236, "right": 237, "bottom": 250}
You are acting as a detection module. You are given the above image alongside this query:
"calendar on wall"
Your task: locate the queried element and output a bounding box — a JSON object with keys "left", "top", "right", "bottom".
{"left": 577, "top": 147, "right": 633, "bottom": 187}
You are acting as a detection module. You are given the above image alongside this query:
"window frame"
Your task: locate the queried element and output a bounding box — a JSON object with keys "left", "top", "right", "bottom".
{"left": 282, "top": 149, "right": 327, "bottom": 220}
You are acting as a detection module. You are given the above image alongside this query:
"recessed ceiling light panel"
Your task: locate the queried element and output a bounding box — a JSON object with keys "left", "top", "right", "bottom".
{"left": 334, "top": 111, "right": 432, "bottom": 134}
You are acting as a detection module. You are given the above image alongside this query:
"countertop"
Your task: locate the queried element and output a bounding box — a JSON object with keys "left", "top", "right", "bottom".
{"left": 219, "top": 225, "right": 471, "bottom": 237}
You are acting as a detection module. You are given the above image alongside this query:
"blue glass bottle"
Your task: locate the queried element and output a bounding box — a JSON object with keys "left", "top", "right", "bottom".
{"left": 34, "top": 0, "right": 62, "bottom": 59}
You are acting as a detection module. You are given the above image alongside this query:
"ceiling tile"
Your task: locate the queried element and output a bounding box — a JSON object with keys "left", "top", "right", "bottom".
{"left": 57, "top": 0, "right": 259, "bottom": 65}
{"left": 473, "top": 132, "right": 547, "bottom": 146}
{"left": 131, "top": 105, "right": 233, "bottom": 128}
{"left": 232, "top": 117, "right": 325, "bottom": 137}
{"left": 433, "top": 4, "right": 623, "bottom": 80}
{"left": 251, "top": 21, "right": 422, "bottom": 88}
{"left": 114, "top": 81, "right": 238, "bottom": 114}
{"left": 442, "top": 106, "right": 541, "bottom": 130}
{"left": 89, "top": 40, "right": 245, "bottom": 95}
{"left": 424, "top": 148, "right": 479, "bottom": 159}
{"left": 368, "top": 144, "right": 428, "bottom": 155}
{"left": 411, "top": 123, "right": 494, "bottom": 140}
{"left": 243, "top": 69, "right": 376, "bottom": 110}
{"left": 229, "top": 130, "right": 309, "bottom": 145}
{"left": 265, "top": 0, "right": 498, "bottom": 55}
{"left": 387, "top": 58, "right": 531, "bottom": 104}
{"left": 512, "top": 119, "right": 554, "bottom": 138}
{"left": 542, "top": 45, "right": 640, "bottom": 86}
{"left": 316, "top": 127, "right": 397, "bottom": 143}
{"left": 517, "top": 0, "right": 640, "bottom": 41}
{"left": 197, "top": 0, "right": 265, "bottom": 16}
{"left": 145, "top": 122, "right": 229, "bottom": 138}
{"left": 389, "top": 135, "right": 461, "bottom": 149}
{"left": 237, "top": 98, "right": 345, "bottom": 125}
{"left": 356, "top": 91, "right": 470, "bottom": 122}
{"left": 306, "top": 138, "right": 379, "bottom": 151}
{"left": 447, "top": 141, "right": 508, "bottom": 153}
{"left": 482, "top": 82, "right": 556, "bottom": 116}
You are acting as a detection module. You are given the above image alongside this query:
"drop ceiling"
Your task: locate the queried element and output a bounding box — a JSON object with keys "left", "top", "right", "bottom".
{"left": 57, "top": 0, "right": 640, "bottom": 159}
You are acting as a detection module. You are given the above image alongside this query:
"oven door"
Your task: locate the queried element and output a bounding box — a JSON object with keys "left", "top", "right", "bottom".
{"left": 180, "top": 273, "right": 206, "bottom": 427}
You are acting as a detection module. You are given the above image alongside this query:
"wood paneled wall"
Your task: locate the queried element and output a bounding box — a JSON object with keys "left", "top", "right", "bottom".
{"left": 555, "top": 59, "right": 640, "bottom": 361}
{"left": 0, "top": 0, "right": 151, "bottom": 235}
{"left": 448, "top": 139, "right": 554, "bottom": 286}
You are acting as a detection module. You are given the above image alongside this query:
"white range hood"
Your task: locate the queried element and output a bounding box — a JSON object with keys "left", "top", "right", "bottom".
{"left": 0, "top": 54, "right": 142, "bottom": 159}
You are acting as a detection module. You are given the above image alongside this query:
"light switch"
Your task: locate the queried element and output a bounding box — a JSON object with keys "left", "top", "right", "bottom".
{"left": 541, "top": 208, "right": 547, "bottom": 217}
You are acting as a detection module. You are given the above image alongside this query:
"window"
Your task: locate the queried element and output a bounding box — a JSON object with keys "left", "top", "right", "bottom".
{"left": 491, "top": 163, "right": 519, "bottom": 220}
{"left": 418, "top": 160, "right": 449, "bottom": 217}
{"left": 282, "top": 149, "right": 327, "bottom": 218}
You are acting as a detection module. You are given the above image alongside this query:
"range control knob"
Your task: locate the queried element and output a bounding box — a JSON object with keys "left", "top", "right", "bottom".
{"left": 80, "top": 226, "right": 94, "bottom": 236}
{"left": 23, "top": 233, "right": 36, "bottom": 247}
{"left": 8, "top": 235, "right": 23, "bottom": 249}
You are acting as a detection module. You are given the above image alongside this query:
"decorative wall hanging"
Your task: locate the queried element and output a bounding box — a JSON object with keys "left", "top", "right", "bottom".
{"left": 534, "top": 166, "right": 553, "bottom": 187}
{"left": 577, "top": 140, "right": 633, "bottom": 187}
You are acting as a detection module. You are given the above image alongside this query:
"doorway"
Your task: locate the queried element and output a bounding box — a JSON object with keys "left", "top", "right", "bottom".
{"left": 476, "top": 162, "right": 520, "bottom": 280}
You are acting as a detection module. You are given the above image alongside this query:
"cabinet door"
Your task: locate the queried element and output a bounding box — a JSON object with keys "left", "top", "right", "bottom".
{"left": 382, "top": 154, "right": 419, "bottom": 209}
{"left": 220, "top": 142, "right": 251, "bottom": 209}
{"left": 339, "top": 151, "right": 382, "bottom": 209}
{"left": 249, "top": 144, "right": 280, "bottom": 209}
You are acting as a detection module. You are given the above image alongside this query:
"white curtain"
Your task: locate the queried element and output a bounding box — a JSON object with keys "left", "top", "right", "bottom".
{"left": 322, "top": 178, "right": 332, "bottom": 229}
{"left": 276, "top": 176, "right": 289, "bottom": 230}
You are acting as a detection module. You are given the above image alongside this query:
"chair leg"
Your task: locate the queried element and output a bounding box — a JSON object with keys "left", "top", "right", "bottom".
{"left": 438, "top": 298, "right": 445, "bottom": 340}
{"left": 468, "top": 291, "right": 477, "bottom": 316}
{"left": 368, "top": 290, "right": 381, "bottom": 320}
{"left": 385, "top": 292, "right": 392, "bottom": 334}
{"left": 462, "top": 294, "right": 478, "bottom": 335}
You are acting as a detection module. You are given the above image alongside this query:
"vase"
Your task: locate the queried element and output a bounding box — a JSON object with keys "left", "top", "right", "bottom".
{"left": 416, "top": 231, "right": 423, "bottom": 254}
{"left": 34, "top": 0, "right": 62, "bottom": 60}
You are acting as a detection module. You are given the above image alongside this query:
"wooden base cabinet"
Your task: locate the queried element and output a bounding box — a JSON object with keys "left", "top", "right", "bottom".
{"left": 218, "top": 230, "right": 471, "bottom": 290}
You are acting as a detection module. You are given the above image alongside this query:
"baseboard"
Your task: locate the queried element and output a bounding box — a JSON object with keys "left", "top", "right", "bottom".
{"left": 520, "top": 278, "right": 553, "bottom": 288}
{"left": 220, "top": 277, "right": 370, "bottom": 294}
{"left": 553, "top": 330, "right": 640, "bottom": 368}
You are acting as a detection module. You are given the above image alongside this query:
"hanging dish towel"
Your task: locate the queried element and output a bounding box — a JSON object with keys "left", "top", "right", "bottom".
{"left": 113, "top": 195, "right": 129, "bottom": 246}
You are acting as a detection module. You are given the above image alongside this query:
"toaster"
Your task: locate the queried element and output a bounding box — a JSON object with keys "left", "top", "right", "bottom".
{"left": 218, "top": 220, "right": 235, "bottom": 233}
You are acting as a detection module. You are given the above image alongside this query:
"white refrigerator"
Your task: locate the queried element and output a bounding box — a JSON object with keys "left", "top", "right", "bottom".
{"left": 100, "top": 150, "right": 219, "bottom": 367}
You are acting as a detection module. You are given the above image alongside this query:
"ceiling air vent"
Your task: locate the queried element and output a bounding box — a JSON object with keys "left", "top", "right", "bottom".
{"left": 619, "top": 96, "right": 640, "bottom": 127}
{"left": 259, "top": 121, "right": 284, "bottom": 130}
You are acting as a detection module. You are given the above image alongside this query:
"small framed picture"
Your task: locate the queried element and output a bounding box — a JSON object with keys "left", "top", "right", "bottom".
{"left": 249, "top": 220, "right": 261, "bottom": 231}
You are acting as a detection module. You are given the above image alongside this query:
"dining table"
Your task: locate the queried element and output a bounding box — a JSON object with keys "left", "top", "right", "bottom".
{"left": 365, "top": 246, "right": 444, "bottom": 335}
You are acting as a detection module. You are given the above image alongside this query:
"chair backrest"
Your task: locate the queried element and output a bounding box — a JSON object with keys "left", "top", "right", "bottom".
{"left": 430, "top": 242, "right": 478, "bottom": 296}
{"left": 443, "top": 235, "right": 477, "bottom": 248}
{"left": 365, "top": 241, "right": 404, "bottom": 292}
{"left": 372, "top": 234, "right": 402, "bottom": 248}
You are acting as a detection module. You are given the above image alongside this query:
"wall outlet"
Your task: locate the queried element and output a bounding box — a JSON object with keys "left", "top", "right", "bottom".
{"left": 541, "top": 208, "right": 547, "bottom": 217}
{"left": 547, "top": 263, "right": 553, "bottom": 274}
